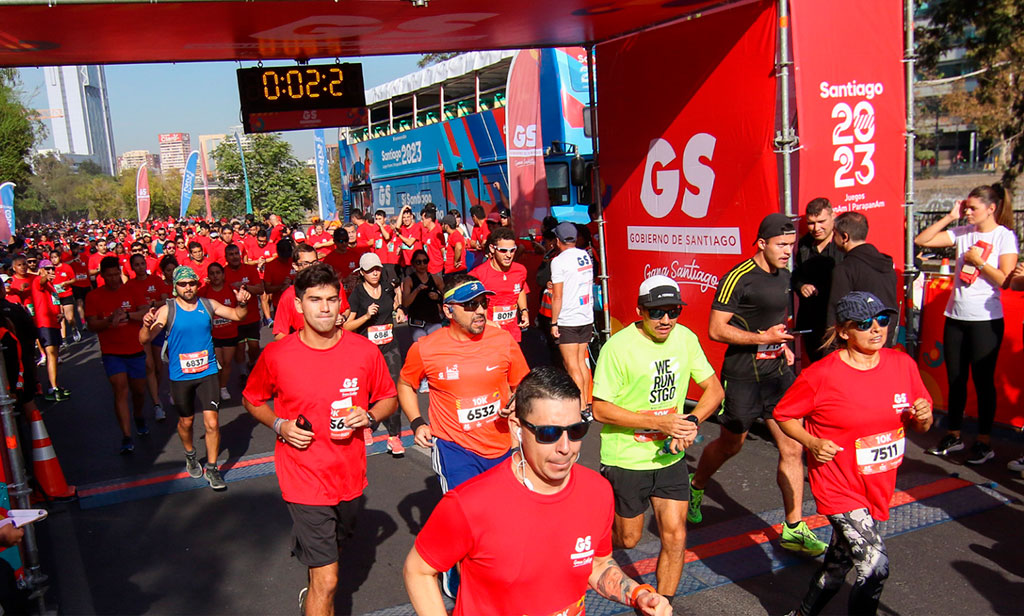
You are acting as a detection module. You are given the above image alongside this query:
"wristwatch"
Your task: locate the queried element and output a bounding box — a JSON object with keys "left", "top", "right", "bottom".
{"left": 684, "top": 414, "right": 699, "bottom": 425}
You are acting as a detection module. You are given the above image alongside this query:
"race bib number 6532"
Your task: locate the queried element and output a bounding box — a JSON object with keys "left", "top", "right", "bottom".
{"left": 456, "top": 391, "right": 502, "bottom": 431}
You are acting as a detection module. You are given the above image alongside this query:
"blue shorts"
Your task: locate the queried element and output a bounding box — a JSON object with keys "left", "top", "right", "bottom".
{"left": 39, "top": 327, "right": 61, "bottom": 348}
{"left": 102, "top": 353, "right": 147, "bottom": 379}
{"left": 431, "top": 438, "right": 511, "bottom": 493}
{"left": 151, "top": 329, "right": 167, "bottom": 348}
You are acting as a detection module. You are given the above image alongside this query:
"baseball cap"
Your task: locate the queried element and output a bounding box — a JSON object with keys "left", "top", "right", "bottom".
{"left": 834, "top": 291, "right": 897, "bottom": 323}
{"left": 756, "top": 213, "right": 796, "bottom": 241}
{"left": 638, "top": 275, "right": 685, "bottom": 308}
{"left": 293, "top": 231, "right": 306, "bottom": 241}
{"left": 441, "top": 215, "right": 458, "bottom": 229}
{"left": 554, "top": 221, "right": 577, "bottom": 243}
{"left": 38, "top": 259, "right": 53, "bottom": 269}
{"left": 443, "top": 279, "right": 495, "bottom": 304}
{"left": 486, "top": 211, "right": 502, "bottom": 223}
{"left": 498, "top": 207, "right": 511, "bottom": 219}
{"left": 358, "top": 252, "right": 383, "bottom": 271}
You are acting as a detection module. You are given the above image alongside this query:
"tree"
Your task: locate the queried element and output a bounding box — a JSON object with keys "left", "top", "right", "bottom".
{"left": 0, "top": 69, "right": 45, "bottom": 191}
{"left": 417, "top": 52, "right": 460, "bottom": 68}
{"left": 918, "top": 0, "right": 1024, "bottom": 190}
{"left": 211, "top": 134, "right": 316, "bottom": 224}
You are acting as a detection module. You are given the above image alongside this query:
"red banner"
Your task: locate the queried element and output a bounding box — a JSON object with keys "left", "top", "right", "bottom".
{"left": 506, "top": 49, "right": 550, "bottom": 238}
{"left": 791, "top": 0, "right": 906, "bottom": 269}
{"left": 597, "top": 0, "right": 779, "bottom": 375}
{"left": 136, "top": 165, "right": 151, "bottom": 223}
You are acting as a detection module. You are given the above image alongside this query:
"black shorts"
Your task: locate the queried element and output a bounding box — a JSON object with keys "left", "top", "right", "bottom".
{"left": 237, "top": 321, "right": 261, "bottom": 342}
{"left": 213, "top": 336, "right": 239, "bottom": 348}
{"left": 58, "top": 295, "right": 74, "bottom": 306}
{"left": 71, "top": 286, "right": 90, "bottom": 302}
{"left": 601, "top": 460, "right": 690, "bottom": 518}
{"left": 38, "top": 327, "right": 61, "bottom": 348}
{"left": 719, "top": 370, "right": 796, "bottom": 434}
{"left": 556, "top": 323, "right": 593, "bottom": 345}
{"left": 286, "top": 497, "right": 364, "bottom": 567}
{"left": 169, "top": 373, "right": 221, "bottom": 417}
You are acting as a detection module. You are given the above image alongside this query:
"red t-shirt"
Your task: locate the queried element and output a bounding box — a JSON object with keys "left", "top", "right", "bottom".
{"left": 399, "top": 325, "right": 529, "bottom": 458}
{"left": 84, "top": 284, "right": 144, "bottom": 355}
{"left": 470, "top": 261, "right": 530, "bottom": 342}
{"left": 199, "top": 284, "right": 239, "bottom": 340}
{"left": 415, "top": 463, "right": 613, "bottom": 616}
{"left": 242, "top": 331, "right": 397, "bottom": 505}
{"left": 185, "top": 257, "right": 210, "bottom": 284}
{"left": 355, "top": 222, "right": 375, "bottom": 248}
{"left": 272, "top": 285, "right": 349, "bottom": 337}
{"left": 224, "top": 263, "right": 263, "bottom": 325}
{"left": 69, "top": 258, "right": 92, "bottom": 288}
{"left": 9, "top": 274, "right": 35, "bottom": 310}
{"left": 263, "top": 258, "right": 293, "bottom": 307}
{"left": 773, "top": 349, "right": 931, "bottom": 520}
{"left": 321, "top": 247, "right": 368, "bottom": 283}
{"left": 421, "top": 224, "right": 445, "bottom": 275}
{"left": 309, "top": 232, "right": 334, "bottom": 258}
{"left": 52, "top": 264, "right": 75, "bottom": 298}
{"left": 269, "top": 224, "right": 286, "bottom": 244}
{"left": 207, "top": 241, "right": 227, "bottom": 265}
{"left": 30, "top": 278, "right": 61, "bottom": 329}
{"left": 368, "top": 224, "right": 399, "bottom": 265}
{"left": 445, "top": 229, "right": 466, "bottom": 272}
{"left": 396, "top": 223, "right": 423, "bottom": 266}
{"left": 124, "top": 274, "right": 170, "bottom": 309}
{"left": 469, "top": 224, "right": 489, "bottom": 256}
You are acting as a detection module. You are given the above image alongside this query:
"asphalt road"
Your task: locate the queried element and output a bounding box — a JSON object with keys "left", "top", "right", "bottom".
{"left": 24, "top": 326, "right": 1024, "bottom": 615}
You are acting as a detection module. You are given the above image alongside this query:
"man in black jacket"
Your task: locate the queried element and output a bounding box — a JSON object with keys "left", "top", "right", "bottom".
{"left": 827, "top": 211, "right": 900, "bottom": 346}
{"left": 792, "top": 198, "right": 843, "bottom": 361}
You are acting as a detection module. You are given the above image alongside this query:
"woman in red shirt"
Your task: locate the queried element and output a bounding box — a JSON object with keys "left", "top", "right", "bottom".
{"left": 200, "top": 262, "right": 240, "bottom": 402}
{"left": 774, "top": 292, "right": 933, "bottom": 616}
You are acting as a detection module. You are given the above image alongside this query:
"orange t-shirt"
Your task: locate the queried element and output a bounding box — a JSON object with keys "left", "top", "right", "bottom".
{"left": 399, "top": 325, "right": 530, "bottom": 458}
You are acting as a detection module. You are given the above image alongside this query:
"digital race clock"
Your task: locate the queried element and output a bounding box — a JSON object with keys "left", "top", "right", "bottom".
{"left": 236, "top": 63, "right": 369, "bottom": 134}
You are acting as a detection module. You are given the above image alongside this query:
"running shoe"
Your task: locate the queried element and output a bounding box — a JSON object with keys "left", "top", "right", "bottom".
{"left": 966, "top": 441, "right": 994, "bottom": 465}
{"left": 185, "top": 451, "right": 203, "bottom": 478}
{"left": 687, "top": 473, "right": 704, "bottom": 524}
{"left": 418, "top": 380, "right": 429, "bottom": 394}
{"left": 297, "top": 587, "right": 308, "bottom": 616}
{"left": 154, "top": 404, "right": 166, "bottom": 422}
{"left": 441, "top": 568, "right": 460, "bottom": 599}
{"left": 925, "top": 434, "right": 964, "bottom": 456}
{"left": 120, "top": 437, "right": 135, "bottom": 455}
{"left": 36, "top": 354, "right": 45, "bottom": 366}
{"left": 44, "top": 388, "right": 58, "bottom": 402}
{"left": 135, "top": 418, "right": 150, "bottom": 436}
{"left": 71, "top": 329, "right": 82, "bottom": 343}
{"left": 1007, "top": 455, "right": 1024, "bottom": 473}
{"left": 387, "top": 436, "right": 406, "bottom": 457}
{"left": 205, "top": 465, "right": 227, "bottom": 491}
{"left": 56, "top": 387, "right": 71, "bottom": 401}
{"left": 220, "top": 386, "right": 230, "bottom": 402}
{"left": 780, "top": 520, "right": 827, "bottom": 556}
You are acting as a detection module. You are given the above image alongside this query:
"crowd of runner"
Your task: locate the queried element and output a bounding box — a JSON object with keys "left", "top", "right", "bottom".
{"left": 0, "top": 182, "right": 1018, "bottom": 615}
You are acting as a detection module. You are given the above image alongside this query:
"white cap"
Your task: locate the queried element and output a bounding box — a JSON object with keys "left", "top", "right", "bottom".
{"left": 293, "top": 231, "right": 306, "bottom": 241}
{"left": 358, "top": 252, "right": 383, "bottom": 271}
{"left": 638, "top": 275, "right": 684, "bottom": 307}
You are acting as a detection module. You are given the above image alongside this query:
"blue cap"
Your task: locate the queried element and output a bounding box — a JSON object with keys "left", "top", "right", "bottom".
{"left": 443, "top": 280, "right": 495, "bottom": 304}
{"left": 835, "top": 291, "right": 896, "bottom": 322}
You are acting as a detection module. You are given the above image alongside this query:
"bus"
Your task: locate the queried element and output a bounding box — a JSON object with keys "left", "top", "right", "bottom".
{"left": 337, "top": 48, "right": 595, "bottom": 224}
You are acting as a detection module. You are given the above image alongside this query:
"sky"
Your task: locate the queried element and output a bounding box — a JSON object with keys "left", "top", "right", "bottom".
{"left": 16, "top": 54, "right": 422, "bottom": 163}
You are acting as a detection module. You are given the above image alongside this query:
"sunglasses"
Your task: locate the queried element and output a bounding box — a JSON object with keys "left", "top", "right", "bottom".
{"left": 494, "top": 247, "right": 517, "bottom": 255}
{"left": 646, "top": 306, "right": 682, "bottom": 319}
{"left": 175, "top": 280, "right": 199, "bottom": 288}
{"left": 43, "top": 267, "right": 55, "bottom": 271}
{"left": 521, "top": 419, "right": 589, "bottom": 444}
{"left": 413, "top": 259, "right": 429, "bottom": 265}
{"left": 455, "top": 297, "right": 489, "bottom": 311}
{"left": 295, "top": 260, "right": 318, "bottom": 268}
{"left": 854, "top": 314, "right": 891, "bottom": 331}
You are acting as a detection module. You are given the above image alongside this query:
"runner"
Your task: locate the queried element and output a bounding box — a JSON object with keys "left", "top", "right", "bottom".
{"left": 419, "top": 207, "right": 445, "bottom": 276}
{"left": 185, "top": 241, "right": 210, "bottom": 284}
{"left": 199, "top": 262, "right": 240, "bottom": 401}
{"left": 273, "top": 244, "right": 349, "bottom": 340}
{"left": 397, "top": 273, "right": 530, "bottom": 597}
{"left": 242, "top": 263, "right": 398, "bottom": 616}
{"left": 404, "top": 366, "right": 672, "bottom": 616}
{"left": 688, "top": 213, "right": 827, "bottom": 556}
{"left": 591, "top": 275, "right": 724, "bottom": 598}
{"left": 48, "top": 249, "right": 79, "bottom": 344}
{"left": 396, "top": 206, "right": 423, "bottom": 270}
{"left": 469, "top": 227, "right": 529, "bottom": 343}
{"left": 774, "top": 292, "right": 933, "bottom": 616}
{"left": 125, "top": 252, "right": 173, "bottom": 422}
{"left": 85, "top": 256, "right": 150, "bottom": 454}
{"left": 139, "top": 265, "right": 251, "bottom": 491}
{"left": 549, "top": 221, "right": 595, "bottom": 410}
{"left": 68, "top": 244, "right": 91, "bottom": 333}
{"left": 321, "top": 228, "right": 368, "bottom": 292}
{"left": 32, "top": 260, "right": 68, "bottom": 401}
{"left": 263, "top": 239, "right": 295, "bottom": 322}
{"left": 342, "top": 253, "right": 406, "bottom": 457}
{"left": 223, "top": 244, "right": 265, "bottom": 376}
{"left": 440, "top": 215, "right": 466, "bottom": 275}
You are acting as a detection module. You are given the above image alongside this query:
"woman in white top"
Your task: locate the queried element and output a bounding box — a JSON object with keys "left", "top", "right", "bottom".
{"left": 914, "top": 184, "right": 1018, "bottom": 465}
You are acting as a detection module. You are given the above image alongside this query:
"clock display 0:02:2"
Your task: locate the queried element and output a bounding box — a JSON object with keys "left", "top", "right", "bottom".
{"left": 261, "top": 67, "right": 346, "bottom": 101}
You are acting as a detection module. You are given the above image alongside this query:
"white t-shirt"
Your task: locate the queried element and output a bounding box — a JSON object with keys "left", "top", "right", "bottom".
{"left": 944, "top": 224, "right": 1019, "bottom": 321}
{"left": 550, "top": 247, "right": 595, "bottom": 327}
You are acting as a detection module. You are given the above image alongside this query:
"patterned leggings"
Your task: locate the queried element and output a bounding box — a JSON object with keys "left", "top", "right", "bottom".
{"left": 798, "top": 509, "right": 889, "bottom": 616}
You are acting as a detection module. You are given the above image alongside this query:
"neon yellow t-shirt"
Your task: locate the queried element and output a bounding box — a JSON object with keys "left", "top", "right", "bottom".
{"left": 593, "top": 322, "right": 716, "bottom": 470}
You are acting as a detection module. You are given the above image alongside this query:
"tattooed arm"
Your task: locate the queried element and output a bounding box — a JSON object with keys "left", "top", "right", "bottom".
{"left": 589, "top": 554, "right": 673, "bottom": 615}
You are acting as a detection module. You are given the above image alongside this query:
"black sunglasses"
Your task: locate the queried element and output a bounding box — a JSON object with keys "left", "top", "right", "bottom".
{"left": 854, "top": 314, "right": 891, "bottom": 331}
{"left": 521, "top": 419, "right": 589, "bottom": 444}
{"left": 413, "top": 259, "right": 429, "bottom": 265}
{"left": 456, "top": 297, "right": 489, "bottom": 311}
{"left": 646, "top": 306, "right": 681, "bottom": 319}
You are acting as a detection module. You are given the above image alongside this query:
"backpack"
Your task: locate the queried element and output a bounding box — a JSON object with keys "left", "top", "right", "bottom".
{"left": 160, "top": 297, "right": 216, "bottom": 363}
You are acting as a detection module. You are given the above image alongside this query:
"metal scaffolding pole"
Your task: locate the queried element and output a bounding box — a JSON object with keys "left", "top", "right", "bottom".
{"left": 775, "top": 0, "right": 796, "bottom": 219}
{"left": 903, "top": 0, "right": 919, "bottom": 358}
{"left": 586, "top": 44, "right": 612, "bottom": 342}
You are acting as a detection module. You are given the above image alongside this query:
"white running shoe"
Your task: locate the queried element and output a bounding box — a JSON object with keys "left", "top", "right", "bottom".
{"left": 220, "top": 387, "right": 230, "bottom": 401}
{"left": 154, "top": 404, "right": 166, "bottom": 422}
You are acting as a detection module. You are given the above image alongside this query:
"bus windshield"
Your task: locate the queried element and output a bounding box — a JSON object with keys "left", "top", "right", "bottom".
{"left": 545, "top": 162, "right": 570, "bottom": 206}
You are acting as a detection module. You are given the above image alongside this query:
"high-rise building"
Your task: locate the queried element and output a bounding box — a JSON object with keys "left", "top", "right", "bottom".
{"left": 197, "top": 134, "right": 227, "bottom": 178}
{"left": 158, "top": 132, "right": 192, "bottom": 173}
{"left": 117, "top": 150, "right": 160, "bottom": 174}
{"left": 44, "top": 65, "right": 117, "bottom": 175}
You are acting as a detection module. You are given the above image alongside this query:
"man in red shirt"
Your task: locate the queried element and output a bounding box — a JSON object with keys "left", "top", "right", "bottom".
{"left": 395, "top": 207, "right": 422, "bottom": 268}
{"left": 8, "top": 255, "right": 36, "bottom": 312}
{"left": 352, "top": 209, "right": 375, "bottom": 248}
{"left": 48, "top": 249, "right": 80, "bottom": 343}
{"left": 419, "top": 207, "right": 445, "bottom": 276}
{"left": 466, "top": 205, "right": 489, "bottom": 269}
{"left": 186, "top": 241, "right": 210, "bottom": 284}
{"left": 371, "top": 210, "right": 400, "bottom": 285}
{"left": 404, "top": 367, "right": 671, "bottom": 616}
{"left": 194, "top": 222, "right": 213, "bottom": 255}
{"left": 85, "top": 256, "right": 151, "bottom": 454}
{"left": 223, "top": 244, "right": 265, "bottom": 375}
{"left": 243, "top": 263, "right": 398, "bottom": 616}
{"left": 273, "top": 244, "right": 349, "bottom": 340}
{"left": 470, "top": 227, "right": 530, "bottom": 343}
{"left": 320, "top": 229, "right": 368, "bottom": 292}
{"left": 441, "top": 215, "right": 466, "bottom": 274}
{"left": 267, "top": 213, "right": 287, "bottom": 244}
{"left": 307, "top": 220, "right": 334, "bottom": 258}
{"left": 124, "top": 253, "right": 173, "bottom": 422}
{"left": 263, "top": 239, "right": 295, "bottom": 317}
{"left": 33, "top": 261, "right": 68, "bottom": 401}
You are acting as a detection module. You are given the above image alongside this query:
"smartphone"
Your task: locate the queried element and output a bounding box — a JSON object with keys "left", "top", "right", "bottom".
{"left": 296, "top": 414, "right": 313, "bottom": 432}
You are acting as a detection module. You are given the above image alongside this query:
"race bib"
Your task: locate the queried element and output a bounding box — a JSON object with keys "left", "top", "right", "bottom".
{"left": 547, "top": 596, "right": 585, "bottom": 616}
{"left": 75, "top": 274, "right": 88, "bottom": 281}
{"left": 855, "top": 427, "right": 905, "bottom": 475}
{"left": 456, "top": 391, "right": 502, "bottom": 431}
{"left": 368, "top": 324, "right": 393, "bottom": 345}
{"left": 635, "top": 408, "right": 673, "bottom": 442}
{"left": 755, "top": 343, "right": 783, "bottom": 360}
{"left": 212, "top": 317, "right": 230, "bottom": 327}
{"left": 491, "top": 305, "right": 516, "bottom": 325}
{"left": 330, "top": 398, "right": 354, "bottom": 439}
{"left": 374, "top": 238, "right": 383, "bottom": 249}
{"left": 178, "top": 350, "right": 210, "bottom": 374}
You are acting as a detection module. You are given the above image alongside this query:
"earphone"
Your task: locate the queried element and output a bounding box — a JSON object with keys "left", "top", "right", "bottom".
{"left": 516, "top": 426, "right": 522, "bottom": 442}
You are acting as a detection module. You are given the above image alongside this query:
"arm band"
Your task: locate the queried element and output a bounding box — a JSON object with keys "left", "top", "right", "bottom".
{"left": 630, "top": 583, "right": 657, "bottom": 607}
{"left": 410, "top": 417, "right": 427, "bottom": 432}
{"left": 273, "top": 418, "right": 284, "bottom": 435}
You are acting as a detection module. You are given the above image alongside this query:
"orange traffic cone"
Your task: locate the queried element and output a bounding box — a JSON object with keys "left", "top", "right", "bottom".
{"left": 28, "top": 407, "right": 76, "bottom": 499}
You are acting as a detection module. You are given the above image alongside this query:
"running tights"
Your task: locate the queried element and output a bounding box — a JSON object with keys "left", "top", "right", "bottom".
{"left": 943, "top": 317, "right": 1003, "bottom": 435}
{"left": 798, "top": 509, "right": 888, "bottom": 616}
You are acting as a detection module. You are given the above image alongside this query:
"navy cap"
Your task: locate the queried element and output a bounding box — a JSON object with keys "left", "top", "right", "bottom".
{"left": 554, "top": 221, "right": 577, "bottom": 243}
{"left": 835, "top": 291, "right": 897, "bottom": 322}
{"left": 757, "top": 213, "right": 796, "bottom": 241}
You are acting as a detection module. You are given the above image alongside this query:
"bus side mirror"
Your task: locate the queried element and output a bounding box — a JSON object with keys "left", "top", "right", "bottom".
{"left": 571, "top": 155, "right": 587, "bottom": 187}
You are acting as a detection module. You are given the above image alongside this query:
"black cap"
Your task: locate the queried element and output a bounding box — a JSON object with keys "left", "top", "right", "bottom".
{"left": 554, "top": 221, "right": 577, "bottom": 243}
{"left": 757, "top": 213, "right": 796, "bottom": 241}
{"left": 835, "top": 291, "right": 897, "bottom": 322}
{"left": 440, "top": 215, "right": 458, "bottom": 229}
